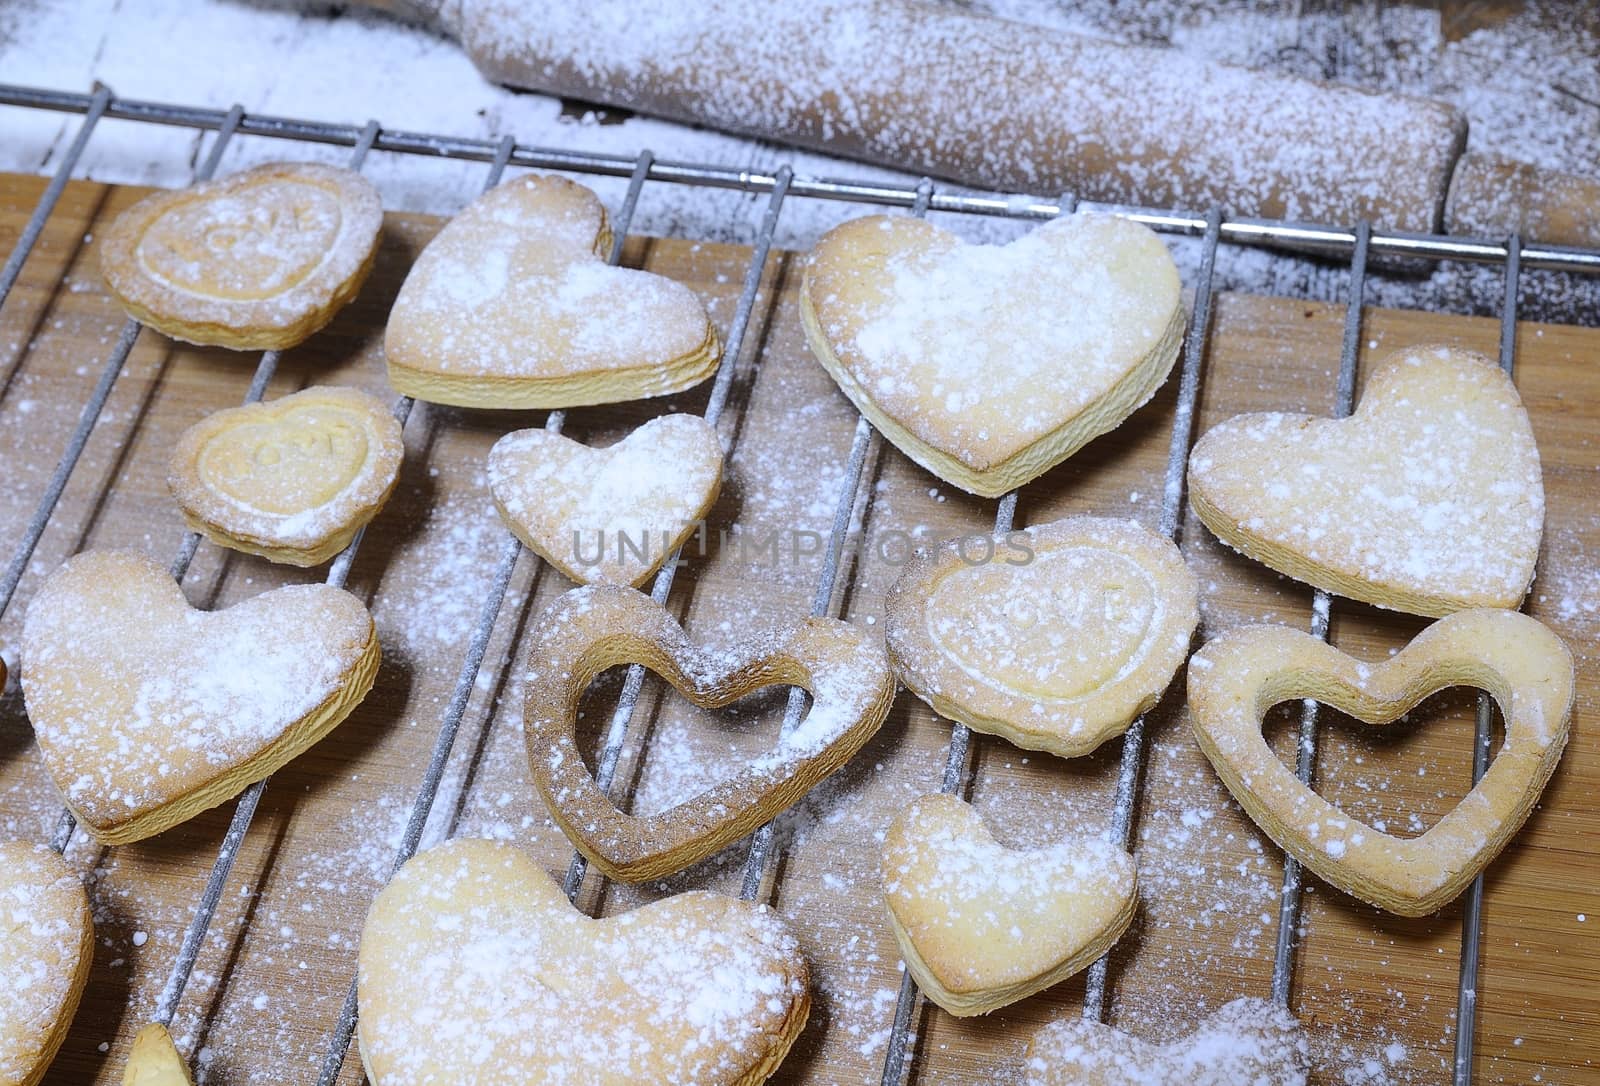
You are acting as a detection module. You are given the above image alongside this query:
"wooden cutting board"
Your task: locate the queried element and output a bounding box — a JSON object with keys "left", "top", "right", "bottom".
{"left": 0, "top": 172, "right": 1595, "bottom": 1085}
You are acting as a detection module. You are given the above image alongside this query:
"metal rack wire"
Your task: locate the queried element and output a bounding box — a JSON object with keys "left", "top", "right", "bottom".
{"left": 0, "top": 82, "right": 1590, "bottom": 1085}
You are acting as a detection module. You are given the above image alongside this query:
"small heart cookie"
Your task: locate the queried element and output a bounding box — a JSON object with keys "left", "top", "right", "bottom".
{"left": 801, "top": 213, "right": 1183, "bottom": 496}
{"left": 885, "top": 516, "right": 1198, "bottom": 757}
{"left": 99, "top": 162, "right": 383, "bottom": 350}
{"left": 385, "top": 174, "right": 721, "bottom": 408}
{"left": 357, "top": 838, "right": 810, "bottom": 1086}
{"left": 881, "top": 794, "right": 1136, "bottom": 1016}
{"left": 489, "top": 413, "right": 722, "bottom": 587}
{"left": 22, "top": 550, "right": 380, "bottom": 844}
{"left": 524, "top": 584, "right": 895, "bottom": 881}
{"left": 0, "top": 842, "right": 93, "bottom": 1086}
{"left": 1189, "top": 609, "right": 1573, "bottom": 916}
{"left": 1023, "top": 997, "right": 1310, "bottom": 1085}
{"left": 168, "top": 386, "right": 404, "bottom": 566}
{"left": 1188, "top": 344, "right": 1543, "bottom": 616}
{"left": 123, "top": 1023, "right": 191, "bottom": 1086}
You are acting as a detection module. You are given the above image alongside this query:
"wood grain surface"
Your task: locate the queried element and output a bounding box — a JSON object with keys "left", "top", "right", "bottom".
{"left": 0, "top": 171, "right": 1595, "bottom": 1085}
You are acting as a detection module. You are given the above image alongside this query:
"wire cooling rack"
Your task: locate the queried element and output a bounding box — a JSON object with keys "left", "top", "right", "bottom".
{"left": 0, "top": 82, "right": 1595, "bottom": 1085}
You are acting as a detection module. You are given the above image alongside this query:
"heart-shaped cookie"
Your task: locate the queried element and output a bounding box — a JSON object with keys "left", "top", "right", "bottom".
{"left": 489, "top": 413, "right": 723, "bottom": 587}
{"left": 801, "top": 213, "right": 1183, "bottom": 496}
{"left": 22, "top": 550, "right": 380, "bottom": 845}
{"left": 124, "top": 1023, "right": 192, "bottom": 1086}
{"left": 881, "top": 794, "right": 1136, "bottom": 1016}
{"left": 1023, "top": 997, "right": 1310, "bottom": 1085}
{"left": 1189, "top": 609, "right": 1573, "bottom": 916}
{"left": 168, "top": 386, "right": 405, "bottom": 566}
{"left": 885, "top": 516, "right": 1198, "bottom": 757}
{"left": 0, "top": 842, "right": 92, "bottom": 1086}
{"left": 98, "top": 162, "right": 383, "bottom": 350}
{"left": 1188, "top": 343, "right": 1543, "bottom": 616}
{"left": 385, "top": 174, "right": 721, "bottom": 409}
{"left": 357, "top": 838, "right": 809, "bottom": 1086}
{"left": 524, "top": 584, "right": 895, "bottom": 881}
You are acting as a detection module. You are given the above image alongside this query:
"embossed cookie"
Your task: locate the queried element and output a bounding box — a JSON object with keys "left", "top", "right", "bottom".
{"left": 881, "top": 794, "right": 1136, "bottom": 1016}
{"left": 385, "top": 174, "right": 721, "bottom": 408}
{"left": 525, "top": 584, "right": 895, "bottom": 881}
{"left": 489, "top": 413, "right": 722, "bottom": 586}
{"left": 885, "top": 516, "right": 1198, "bottom": 757}
{"left": 0, "top": 842, "right": 92, "bottom": 1086}
{"left": 168, "top": 386, "right": 404, "bottom": 566}
{"left": 802, "top": 213, "right": 1183, "bottom": 496}
{"left": 99, "top": 162, "right": 383, "bottom": 350}
{"left": 22, "top": 550, "right": 380, "bottom": 845}
{"left": 358, "top": 837, "right": 809, "bottom": 1086}
{"left": 1188, "top": 344, "right": 1543, "bottom": 616}
{"left": 1023, "top": 997, "right": 1310, "bottom": 1085}
{"left": 1189, "top": 609, "right": 1573, "bottom": 916}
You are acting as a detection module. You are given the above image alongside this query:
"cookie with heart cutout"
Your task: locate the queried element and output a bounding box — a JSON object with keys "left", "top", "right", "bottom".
{"left": 884, "top": 516, "right": 1198, "bottom": 758}
{"left": 801, "top": 212, "right": 1183, "bottom": 497}
{"left": 357, "top": 837, "right": 809, "bottom": 1086}
{"left": 1188, "top": 608, "right": 1573, "bottom": 916}
{"left": 22, "top": 550, "right": 380, "bottom": 845}
{"left": 98, "top": 162, "right": 383, "bottom": 350}
{"left": 385, "top": 174, "right": 721, "bottom": 408}
{"left": 880, "top": 794, "right": 1136, "bottom": 1017}
{"left": 0, "top": 842, "right": 93, "bottom": 1086}
{"left": 1023, "top": 997, "right": 1310, "bottom": 1085}
{"left": 1187, "top": 343, "right": 1543, "bottom": 617}
{"left": 488, "top": 413, "right": 723, "bottom": 587}
{"left": 168, "top": 385, "right": 404, "bottom": 567}
{"left": 524, "top": 584, "right": 896, "bottom": 881}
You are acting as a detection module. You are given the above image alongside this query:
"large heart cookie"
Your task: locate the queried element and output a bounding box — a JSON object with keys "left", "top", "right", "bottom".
{"left": 1188, "top": 343, "right": 1543, "bottom": 616}
{"left": 385, "top": 174, "right": 721, "bottom": 409}
{"left": 0, "top": 842, "right": 92, "bottom": 1086}
{"left": 885, "top": 516, "right": 1198, "bottom": 757}
{"left": 1189, "top": 609, "right": 1573, "bottom": 916}
{"left": 881, "top": 794, "right": 1136, "bottom": 1016}
{"left": 489, "top": 413, "right": 722, "bottom": 587}
{"left": 168, "top": 386, "right": 404, "bottom": 566}
{"left": 98, "top": 162, "right": 383, "bottom": 350}
{"left": 22, "top": 550, "right": 380, "bottom": 844}
{"left": 524, "top": 585, "right": 895, "bottom": 881}
{"left": 801, "top": 213, "right": 1183, "bottom": 496}
{"left": 1023, "top": 997, "right": 1310, "bottom": 1085}
{"left": 357, "top": 838, "right": 809, "bottom": 1086}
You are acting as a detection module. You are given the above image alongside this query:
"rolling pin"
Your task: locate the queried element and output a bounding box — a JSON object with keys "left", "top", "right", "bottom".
{"left": 364, "top": 0, "right": 1599, "bottom": 248}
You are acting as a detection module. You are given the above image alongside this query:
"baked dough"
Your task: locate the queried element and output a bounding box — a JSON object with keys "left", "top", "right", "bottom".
{"left": 801, "top": 213, "right": 1183, "bottom": 496}
{"left": 1189, "top": 609, "right": 1573, "bottom": 916}
{"left": 168, "top": 386, "right": 404, "bottom": 566}
{"left": 884, "top": 516, "right": 1198, "bottom": 757}
{"left": 123, "top": 1023, "right": 192, "bottom": 1086}
{"left": 524, "top": 584, "right": 895, "bottom": 881}
{"left": 357, "top": 837, "right": 809, "bottom": 1086}
{"left": 1188, "top": 343, "right": 1543, "bottom": 617}
{"left": 0, "top": 842, "right": 92, "bottom": 1086}
{"left": 385, "top": 174, "right": 721, "bottom": 408}
{"left": 489, "top": 413, "right": 722, "bottom": 587}
{"left": 1023, "top": 997, "right": 1310, "bottom": 1085}
{"left": 22, "top": 550, "right": 380, "bottom": 845}
{"left": 880, "top": 794, "right": 1135, "bottom": 1017}
{"left": 98, "top": 162, "right": 382, "bottom": 350}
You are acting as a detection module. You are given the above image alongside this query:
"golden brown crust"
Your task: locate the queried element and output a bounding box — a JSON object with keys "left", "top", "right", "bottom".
{"left": 800, "top": 213, "right": 1183, "bottom": 497}
{"left": 1189, "top": 609, "right": 1573, "bottom": 916}
{"left": 357, "top": 838, "right": 810, "bottom": 1085}
{"left": 167, "top": 386, "right": 405, "bottom": 567}
{"left": 384, "top": 174, "right": 721, "bottom": 409}
{"left": 0, "top": 842, "right": 92, "bottom": 1086}
{"left": 880, "top": 794, "right": 1136, "bottom": 1017}
{"left": 885, "top": 516, "right": 1197, "bottom": 757}
{"left": 522, "top": 585, "right": 895, "bottom": 881}
{"left": 98, "top": 162, "right": 383, "bottom": 350}
{"left": 22, "top": 550, "right": 380, "bottom": 845}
